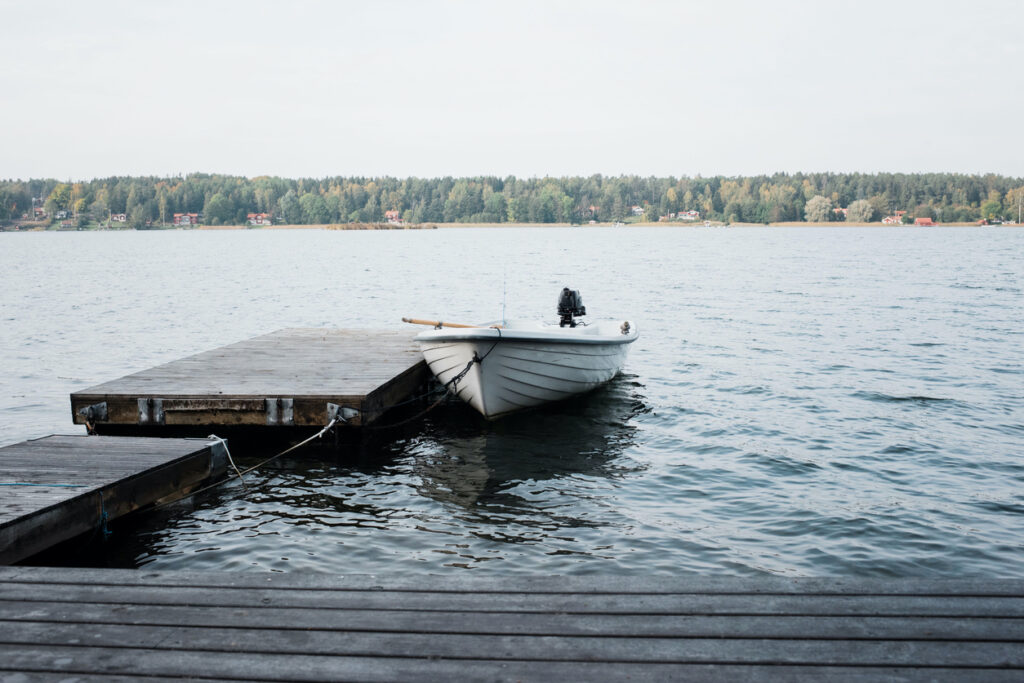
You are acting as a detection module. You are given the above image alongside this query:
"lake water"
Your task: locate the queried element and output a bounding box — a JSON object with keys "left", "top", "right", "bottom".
{"left": 1, "top": 226, "right": 1022, "bottom": 576}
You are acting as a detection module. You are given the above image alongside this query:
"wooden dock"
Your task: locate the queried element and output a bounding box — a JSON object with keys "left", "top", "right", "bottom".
{"left": 70, "top": 328, "right": 430, "bottom": 433}
{"left": 0, "top": 435, "right": 226, "bottom": 565}
{"left": 0, "top": 569, "right": 1021, "bottom": 680}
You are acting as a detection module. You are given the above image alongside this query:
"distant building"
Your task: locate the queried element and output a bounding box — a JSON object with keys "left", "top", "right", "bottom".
{"left": 33, "top": 207, "right": 46, "bottom": 218}
{"left": 833, "top": 207, "right": 849, "bottom": 218}
{"left": 247, "top": 212, "right": 272, "bottom": 226}
{"left": 55, "top": 210, "right": 70, "bottom": 220}
{"left": 173, "top": 213, "right": 199, "bottom": 226}
{"left": 110, "top": 213, "right": 126, "bottom": 222}
{"left": 882, "top": 210, "right": 907, "bottom": 225}
{"left": 630, "top": 205, "right": 644, "bottom": 216}
{"left": 679, "top": 210, "right": 700, "bottom": 221}
{"left": 384, "top": 209, "right": 403, "bottom": 225}
{"left": 914, "top": 217, "right": 936, "bottom": 226}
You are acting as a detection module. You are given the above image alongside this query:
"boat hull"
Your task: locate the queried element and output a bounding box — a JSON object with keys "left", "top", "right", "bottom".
{"left": 416, "top": 322, "right": 637, "bottom": 419}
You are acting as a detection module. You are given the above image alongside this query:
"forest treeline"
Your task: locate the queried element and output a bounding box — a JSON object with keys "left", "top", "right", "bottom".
{"left": 1, "top": 172, "right": 1022, "bottom": 227}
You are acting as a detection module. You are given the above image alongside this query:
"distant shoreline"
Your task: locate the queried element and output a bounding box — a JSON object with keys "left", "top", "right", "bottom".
{"left": 2, "top": 221, "right": 1012, "bottom": 232}
{"left": 203, "top": 220, "right": 1002, "bottom": 229}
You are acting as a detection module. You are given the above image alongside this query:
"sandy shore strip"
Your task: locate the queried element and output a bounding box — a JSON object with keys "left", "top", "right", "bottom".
{"left": 191, "top": 220, "right": 991, "bottom": 230}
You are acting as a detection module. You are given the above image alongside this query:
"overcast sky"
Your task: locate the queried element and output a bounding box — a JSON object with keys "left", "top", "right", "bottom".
{"left": 1, "top": 0, "right": 1020, "bottom": 180}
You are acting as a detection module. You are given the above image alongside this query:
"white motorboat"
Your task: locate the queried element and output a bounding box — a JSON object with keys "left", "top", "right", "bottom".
{"left": 408, "top": 289, "right": 638, "bottom": 419}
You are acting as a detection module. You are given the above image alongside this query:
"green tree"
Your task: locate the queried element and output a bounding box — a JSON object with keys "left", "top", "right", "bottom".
{"left": 44, "top": 183, "right": 71, "bottom": 215}
{"left": 361, "top": 194, "right": 381, "bottom": 222}
{"left": 560, "top": 195, "right": 575, "bottom": 223}
{"left": 89, "top": 198, "right": 108, "bottom": 224}
{"left": 278, "top": 190, "right": 302, "bottom": 224}
{"left": 1005, "top": 186, "right": 1024, "bottom": 223}
{"left": 483, "top": 190, "right": 506, "bottom": 222}
{"left": 980, "top": 198, "right": 1003, "bottom": 221}
{"left": 804, "top": 195, "right": 831, "bottom": 223}
{"left": 203, "top": 193, "right": 234, "bottom": 225}
{"left": 506, "top": 196, "right": 522, "bottom": 222}
{"left": 299, "top": 193, "right": 330, "bottom": 224}
{"left": 846, "top": 199, "right": 874, "bottom": 222}
{"left": 867, "top": 194, "right": 889, "bottom": 219}
{"left": 158, "top": 194, "right": 169, "bottom": 225}
{"left": 127, "top": 204, "right": 148, "bottom": 229}
{"left": 914, "top": 204, "right": 936, "bottom": 220}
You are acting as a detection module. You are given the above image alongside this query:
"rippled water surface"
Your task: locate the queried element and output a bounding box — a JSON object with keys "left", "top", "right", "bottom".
{"left": 1, "top": 226, "right": 1022, "bottom": 576}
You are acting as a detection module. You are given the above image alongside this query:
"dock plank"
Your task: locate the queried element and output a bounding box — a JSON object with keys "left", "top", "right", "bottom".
{"left": 6, "top": 646, "right": 1020, "bottom": 682}
{"left": 1, "top": 599, "right": 1022, "bottom": 640}
{"left": 4, "top": 620, "right": 1024, "bottom": 667}
{"left": 71, "top": 328, "right": 430, "bottom": 429}
{"left": 0, "top": 568, "right": 1022, "bottom": 681}
{"left": 3, "top": 580, "right": 1024, "bottom": 616}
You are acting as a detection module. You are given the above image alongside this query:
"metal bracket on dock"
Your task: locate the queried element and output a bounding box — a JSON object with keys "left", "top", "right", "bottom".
{"left": 206, "top": 437, "right": 229, "bottom": 475}
{"left": 326, "top": 403, "right": 360, "bottom": 424}
{"left": 77, "top": 402, "right": 108, "bottom": 423}
{"left": 138, "top": 398, "right": 164, "bottom": 425}
{"left": 265, "top": 398, "right": 294, "bottom": 426}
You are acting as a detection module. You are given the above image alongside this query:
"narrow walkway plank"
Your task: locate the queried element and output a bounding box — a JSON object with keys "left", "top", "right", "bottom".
{"left": 1, "top": 600, "right": 1021, "bottom": 640}
{"left": 2, "top": 645, "right": 1020, "bottom": 683}
{"left": 3, "top": 580, "right": 1022, "bottom": 617}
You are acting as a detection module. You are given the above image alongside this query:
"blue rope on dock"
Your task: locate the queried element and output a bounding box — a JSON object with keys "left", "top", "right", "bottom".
{"left": 99, "top": 499, "right": 112, "bottom": 539}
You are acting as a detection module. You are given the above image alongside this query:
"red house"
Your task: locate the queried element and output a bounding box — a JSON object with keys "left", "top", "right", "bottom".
{"left": 913, "top": 217, "right": 936, "bottom": 226}
{"left": 173, "top": 213, "right": 199, "bottom": 226}
{"left": 247, "top": 212, "right": 271, "bottom": 226}
{"left": 384, "top": 209, "right": 403, "bottom": 225}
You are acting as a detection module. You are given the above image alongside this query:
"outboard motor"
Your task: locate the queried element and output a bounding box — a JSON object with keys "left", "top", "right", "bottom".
{"left": 557, "top": 287, "right": 586, "bottom": 327}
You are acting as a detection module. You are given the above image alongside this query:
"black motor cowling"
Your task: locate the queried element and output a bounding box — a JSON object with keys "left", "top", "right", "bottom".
{"left": 557, "top": 287, "right": 586, "bottom": 327}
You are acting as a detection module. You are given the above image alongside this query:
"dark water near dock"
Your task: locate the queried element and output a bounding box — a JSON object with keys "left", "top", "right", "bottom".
{"left": 2, "top": 227, "right": 1022, "bottom": 576}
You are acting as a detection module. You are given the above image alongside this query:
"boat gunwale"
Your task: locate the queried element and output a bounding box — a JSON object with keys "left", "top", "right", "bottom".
{"left": 415, "top": 326, "right": 638, "bottom": 347}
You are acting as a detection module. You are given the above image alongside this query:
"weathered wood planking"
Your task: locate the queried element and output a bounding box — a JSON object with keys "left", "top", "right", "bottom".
{"left": 71, "top": 328, "right": 430, "bottom": 429}
{"left": 0, "top": 568, "right": 1022, "bottom": 681}
{"left": 0, "top": 436, "right": 224, "bottom": 564}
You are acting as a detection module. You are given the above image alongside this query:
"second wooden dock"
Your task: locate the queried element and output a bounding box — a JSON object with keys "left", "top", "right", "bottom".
{"left": 0, "top": 435, "right": 225, "bottom": 564}
{"left": 70, "top": 328, "right": 431, "bottom": 433}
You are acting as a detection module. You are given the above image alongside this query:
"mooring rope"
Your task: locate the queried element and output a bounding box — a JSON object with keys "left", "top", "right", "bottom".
{"left": 152, "top": 418, "right": 340, "bottom": 509}
{"left": 208, "top": 434, "right": 247, "bottom": 490}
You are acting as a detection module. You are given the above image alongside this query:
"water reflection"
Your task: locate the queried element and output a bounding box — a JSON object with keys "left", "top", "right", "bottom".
{"left": 410, "top": 375, "right": 648, "bottom": 511}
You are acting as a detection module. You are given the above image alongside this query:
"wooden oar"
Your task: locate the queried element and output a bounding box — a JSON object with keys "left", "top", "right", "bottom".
{"left": 402, "top": 317, "right": 503, "bottom": 329}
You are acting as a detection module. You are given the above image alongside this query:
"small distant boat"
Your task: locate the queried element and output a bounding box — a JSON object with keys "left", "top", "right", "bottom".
{"left": 405, "top": 288, "right": 638, "bottom": 419}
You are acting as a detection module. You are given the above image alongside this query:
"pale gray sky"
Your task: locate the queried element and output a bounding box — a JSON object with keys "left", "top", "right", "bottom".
{"left": 1, "top": 0, "right": 1020, "bottom": 180}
